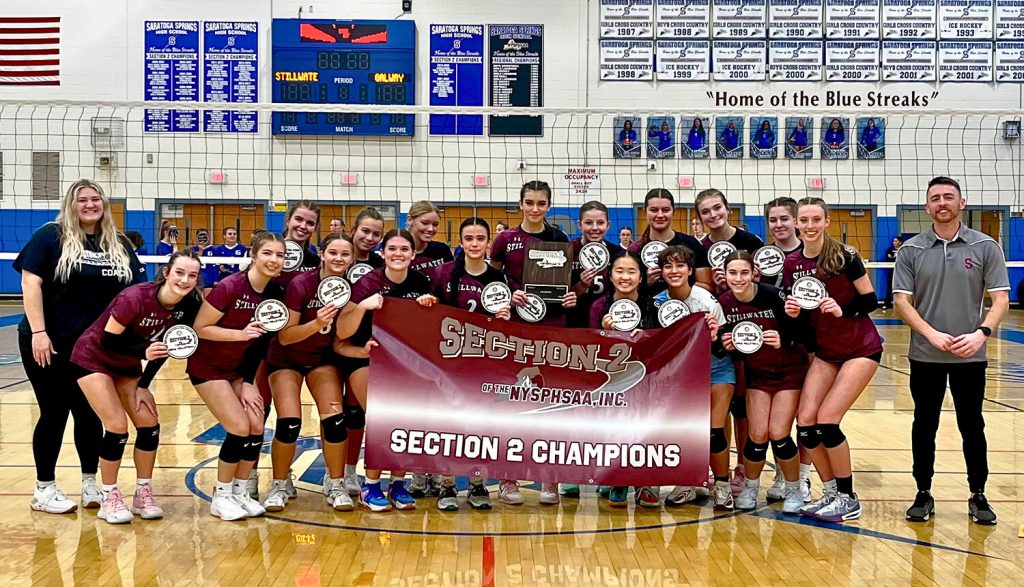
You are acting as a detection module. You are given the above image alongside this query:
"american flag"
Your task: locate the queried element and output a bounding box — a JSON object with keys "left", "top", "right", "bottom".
{"left": 0, "top": 16, "right": 60, "bottom": 86}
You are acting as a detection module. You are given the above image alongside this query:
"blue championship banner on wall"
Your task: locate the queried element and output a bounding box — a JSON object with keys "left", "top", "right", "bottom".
{"left": 203, "top": 21, "right": 258, "bottom": 133}
{"left": 365, "top": 300, "right": 712, "bottom": 486}
{"left": 145, "top": 21, "right": 200, "bottom": 133}
{"left": 430, "top": 24, "right": 484, "bottom": 135}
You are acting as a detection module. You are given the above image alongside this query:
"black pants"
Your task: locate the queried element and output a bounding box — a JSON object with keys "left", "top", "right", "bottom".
{"left": 909, "top": 360, "right": 988, "bottom": 494}
{"left": 18, "top": 332, "right": 101, "bottom": 482}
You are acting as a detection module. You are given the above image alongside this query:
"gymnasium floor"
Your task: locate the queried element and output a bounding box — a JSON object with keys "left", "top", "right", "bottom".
{"left": 0, "top": 308, "right": 1021, "bottom": 586}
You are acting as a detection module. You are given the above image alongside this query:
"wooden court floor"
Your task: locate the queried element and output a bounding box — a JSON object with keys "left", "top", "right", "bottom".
{"left": 0, "top": 309, "right": 1021, "bottom": 586}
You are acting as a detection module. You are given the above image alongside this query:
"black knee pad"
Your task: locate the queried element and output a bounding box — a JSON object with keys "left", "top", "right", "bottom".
{"left": 135, "top": 425, "right": 160, "bottom": 452}
{"left": 345, "top": 404, "right": 365, "bottom": 430}
{"left": 321, "top": 413, "right": 348, "bottom": 444}
{"left": 99, "top": 431, "right": 129, "bottom": 461}
{"left": 710, "top": 427, "right": 727, "bottom": 454}
{"left": 244, "top": 434, "right": 264, "bottom": 461}
{"left": 275, "top": 417, "right": 302, "bottom": 444}
{"left": 819, "top": 424, "right": 846, "bottom": 449}
{"left": 729, "top": 396, "right": 747, "bottom": 419}
{"left": 743, "top": 438, "right": 769, "bottom": 463}
{"left": 220, "top": 433, "right": 247, "bottom": 464}
{"left": 771, "top": 436, "right": 798, "bottom": 461}
{"left": 796, "top": 425, "right": 821, "bottom": 450}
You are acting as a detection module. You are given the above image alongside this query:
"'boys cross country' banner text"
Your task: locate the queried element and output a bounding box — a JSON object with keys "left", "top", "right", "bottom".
{"left": 365, "top": 300, "right": 711, "bottom": 486}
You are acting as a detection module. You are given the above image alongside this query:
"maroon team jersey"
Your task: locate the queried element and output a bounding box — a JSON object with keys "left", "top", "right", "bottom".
{"left": 72, "top": 282, "right": 198, "bottom": 377}
{"left": 782, "top": 249, "right": 882, "bottom": 362}
{"left": 718, "top": 284, "right": 809, "bottom": 391}
{"left": 349, "top": 267, "right": 432, "bottom": 345}
{"left": 266, "top": 269, "right": 342, "bottom": 369}
{"left": 187, "top": 271, "right": 284, "bottom": 381}
{"left": 567, "top": 238, "right": 624, "bottom": 328}
{"left": 410, "top": 241, "right": 454, "bottom": 274}
{"left": 426, "top": 261, "right": 507, "bottom": 314}
{"left": 490, "top": 225, "right": 570, "bottom": 326}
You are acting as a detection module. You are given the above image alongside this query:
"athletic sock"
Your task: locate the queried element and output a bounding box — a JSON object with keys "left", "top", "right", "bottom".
{"left": 364, "top": 478, "right": 381, "bottom": 486}
{"left": 232, "top": 478, "right": 247, "bottom": 495}
{"left": 785, "top": 480, "right": 801, "bottom": 491}
{"left": 136, "top": 478, "right": 151, "bottom": 487}
{"left": 216, "top": 481, "right": 232, "bottom": 494}
{"left": 345, "top": 464, "right": 357, "bottom": 476}
{"left": 823, "top": 479, "right": 838, "bottom": 492}
{"left": 835, "top": 476, "right": 854, "bottom": 496}
{"left": 37, "top": 480, "right": 55, "bottom": 490}
{"left": 101, "top": 483, "right": 117, "bottom": 493}
{"left": 799, "top": 463, "right": 811, "bottom": 477}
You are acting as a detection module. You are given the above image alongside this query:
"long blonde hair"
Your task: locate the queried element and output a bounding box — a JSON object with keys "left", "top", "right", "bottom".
{"left": 406, "top": 200, "right": 441, "bottom": 228}
{"left": 55, "top": 179, "right": 133, "bottom": 283}
{"left": 798, "top": 197, "right": 847, "bottom": 277}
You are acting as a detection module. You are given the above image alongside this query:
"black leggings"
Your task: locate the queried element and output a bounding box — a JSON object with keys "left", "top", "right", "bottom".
{"left": 19, "top": 332, "right": 101, "bottom": 482}
{"left": 909, "top": 360, "right": 988, "bottom": 494}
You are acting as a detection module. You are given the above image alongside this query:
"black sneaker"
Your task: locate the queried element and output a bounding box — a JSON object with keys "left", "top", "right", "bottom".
{"left": 467, "top": 482, "right": 492, "bottom": 510}
{"left": 968, "top": 492, "right": 997, "bottom": 526}
{"left": 905, "top": 491, "right": 935, "bottom": 522}
{"left": 436, "top": 484, "right": 459, "bottom": 511}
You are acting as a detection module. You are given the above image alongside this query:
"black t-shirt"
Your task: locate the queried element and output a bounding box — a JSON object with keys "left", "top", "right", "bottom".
{"left": 700, "top": 228, "right": 765, "bottom": 255}
{"left": 14, "top": 223, "right": 146, "bottom": 345}
{"left": 411, "top": 241, "right": 455, "bottom": 274}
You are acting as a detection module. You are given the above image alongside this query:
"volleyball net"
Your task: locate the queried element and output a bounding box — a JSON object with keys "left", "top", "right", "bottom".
{"left": 0, "top": 99, "right": 1022, "bottom": 294}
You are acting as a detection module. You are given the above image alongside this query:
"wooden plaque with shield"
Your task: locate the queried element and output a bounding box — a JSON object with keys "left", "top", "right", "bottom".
{"left": 523, "top": 241, "right": 574, "bottom": 303}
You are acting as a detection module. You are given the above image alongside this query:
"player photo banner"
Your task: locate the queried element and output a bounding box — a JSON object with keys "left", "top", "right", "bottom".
{"left": 365, "top": 299, "right": 712, "bottom": 486}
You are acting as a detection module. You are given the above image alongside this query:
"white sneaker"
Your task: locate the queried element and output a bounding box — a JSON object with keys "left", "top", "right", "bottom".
{"left": 233, "top": 490, "right": 266, "bottom": 518}
{"left": 210, "top": 488, "right": 247, "bottom": 521}
{"left": 323, "top": 476, "right": 354, "bottom": 512}
{"left": 735, "top": 480, "right": 759, "bottom": 510}
{"left": 81, "top": 477, "right": 102, "bottom": 509}
{"left": 781, "top": 483, "right": 804, "bottom": 514}
{"left": 246, "top": 470, "right": 259, "bottom": 500}
{"left": 665, "top": 486, "right": 698, "bottom": 507}
{"left": 31, "top": 484, "right": 77, "bottom": 514}
{"left": 498, "top": 480, "right": 524, "bottom": 505}
{"left": 343, "top": 472, "right": 361, "bottom": 496}
{"left": 408, "top": 473, "right": 428, "bottom": 497}
{"left": 712, "top": 484, "right": 734, "bottom": 511}
{"left": 766, "top": 470, "right": 786, "bottom": 502}
{"left": 264, "top": 481, "right": 289, "bottom": 512}
{"left": 97, "top": 489, "right": 133, "bottom": 524}
{"left": 800, "top": 475, "right": 812, "bottom": 503}
{"left": 539, "top": 482, "right": 560, "bottom": 505}
{"left": 285, "top": 469, "right": 298, "bottom": 499}
{"left": 800, "top": 487, "right": 837, "bottom": 517}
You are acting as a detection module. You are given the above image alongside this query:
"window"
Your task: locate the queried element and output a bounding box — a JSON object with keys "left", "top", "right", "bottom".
{"left": 31, "top": 151, "right": 60, "bottom": 201}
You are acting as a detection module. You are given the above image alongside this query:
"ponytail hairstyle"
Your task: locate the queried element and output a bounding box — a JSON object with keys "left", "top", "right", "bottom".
{"left": 352, "top": 206, "right": 385, "bottom": 233}
{"left": 250, "top": 231, "right": 287, "bottom": 263}
{"left": 764, "top": 196, "right": 798, "bottom": 220}
{"left": 695, "top": 188, "right": 729, "bottom": 215}
{"left": 380, "top": 228, "right": 416, "bottom": 251}
{"left": 447, "top": 217, "right": 491, "bottom": 305}
{"left": 797, "top": 197, "right": 848, "bottom": 277}
{"left": 155, "top": 249, "right": 204, "bottom": 306}
{"left": 406, "top": 200, "right": 441, "bottom": 229}
{"left": 637, "top": 188, "right": 675, "bottom": 247}
{"left": 55, "top": 179, "right": 134, "bottom": 284}
{"left": 722, "top": 249, "right": 755, "bottom": 273}
{"left": 284, "top": 199, "right": 321, "bottom": 246}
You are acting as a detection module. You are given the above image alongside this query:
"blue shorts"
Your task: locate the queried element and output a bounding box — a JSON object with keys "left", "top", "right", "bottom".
{"left": 711, "top": 354, "right": 736, "bottom": 386}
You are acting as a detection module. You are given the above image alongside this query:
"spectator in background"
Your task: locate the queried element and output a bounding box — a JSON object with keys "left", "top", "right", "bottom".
{"left": 156, "top": 221, "right": 178, "bottom": 256}
{"left": 619, "top": 226, "right": 633, "bottom": 249}
{"left": 125, "top": 231, "right": 146, "bottom": 256}
{"left": 208, "top": 227, "right": 249, "bottom": 287}
{"left": 329, "top": 218, "right": 344, "bottom": 233}
{"left": 495, "top": 221, "right": 508, "bottom": 234}
{"left": 691, "top": 216, "right": 706, "bottom": 241}
{"left": 884, "top": 236, "right": 904, "bottom": 308}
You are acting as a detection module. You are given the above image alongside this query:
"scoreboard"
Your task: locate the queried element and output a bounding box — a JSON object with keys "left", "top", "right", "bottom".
{"left": 271, "top": 19, "right": 416, "bottom": 136}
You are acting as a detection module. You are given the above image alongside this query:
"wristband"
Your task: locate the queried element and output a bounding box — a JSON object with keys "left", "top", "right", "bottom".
{"left": 32, "top": 329, "right": 46, "bottom": 334}
{"left": 978, "top": 326, "right": 992, "bottom": 337}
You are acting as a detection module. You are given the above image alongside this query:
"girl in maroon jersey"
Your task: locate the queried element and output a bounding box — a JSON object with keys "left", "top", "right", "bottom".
{"left": 418, "top": 217, "right": 510, "bottom": 510}
{"left": 71, "top": 251, "right": 203, "bottom": 524}
{"left": 263, "top": 233, "right": 357, "bottom": 514}
{"left": 336, "top": 207, "right": 387, "bottom": 497}
{"left": 407, "top": 200, "right": 454, "bottom": 274}
{"left": 488, "top": 180, "right": 577, "bottom": 506}
{"left": 629, "top": 188, "right": 712, "bottom": 292}
{"left": 694, "top": 188, "right": 765, "bottom": 496}
{"left": 717, "top": 251, "right": 809, "bottom": 515}
{"left": 187, "top": 233, "right": 286, "bottom": 521}
{"left": 783, "top": 197, "right": 881, "bottom": 523}
{"left": 247, "top": 200, "right": 324, "bottom": 501}
{"left": 335, "top": 228, "right": 433, "bottom": 512}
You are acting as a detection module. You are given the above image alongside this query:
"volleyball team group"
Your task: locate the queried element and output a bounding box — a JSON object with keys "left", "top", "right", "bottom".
{"left": 13, "top": 177, "right": 953, "bottom": 526}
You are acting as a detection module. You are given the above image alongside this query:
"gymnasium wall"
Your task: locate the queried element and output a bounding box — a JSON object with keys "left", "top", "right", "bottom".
{"left": 0, "top": 1, "right": 1023, "bottom": 295}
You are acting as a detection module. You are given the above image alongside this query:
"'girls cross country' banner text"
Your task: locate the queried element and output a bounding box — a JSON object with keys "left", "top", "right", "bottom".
{"left": 365, "top": 300, "right": 711, "bottom": 486}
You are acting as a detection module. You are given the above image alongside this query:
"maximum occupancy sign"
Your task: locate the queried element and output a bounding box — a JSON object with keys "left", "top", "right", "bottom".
{"left": 271, "top": 19, "right": 416, "bottom": 136}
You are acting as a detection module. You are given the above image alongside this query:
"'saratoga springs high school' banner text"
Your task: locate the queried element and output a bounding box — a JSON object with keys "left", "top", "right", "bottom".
{"left": 366, "top": 300, "right": 710, "bottom": 486}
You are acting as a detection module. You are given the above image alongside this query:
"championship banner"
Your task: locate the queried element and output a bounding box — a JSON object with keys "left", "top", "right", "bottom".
{"left": 938, "top": 0, "right": 993, "bottom": 40}
{"left": 825, "top": 0, "right": 880, "bottom": 38}
{"left": 712, "top": 40, "right": 767, "bottom": 81}
{"left": 768, "top": 0, "right": 823, "bottom": 38}
{"left": 825, "top": 40, "right": 881, "bottom": 81}
{"left": 712, "top": 0, "right": 767, "bottom": 38}
{"left": 656, "top": 0, "right": 711, "bottom": 38}
{"left": 600, "top": 39, "right": 655, "bottom": 81}
{"left": 882, "top": 40, "right": 937, "bottom": 81}
{"left": 601, "top": 0, "right": 656, "bottom": 37}
{"left": 203, "top": 21, "right": 258, "bottom": 133}
{"left": 365, "top": 299, "right": 712, "bottom": 486}
{"left": 996, "top": 0, "right": 1024, "bottom": 39}
{"left": 144, "top": 21, "right": 200, "bottom": 133}
{"left": 995, "top": 41, "right": 1024, "bottom": 81}
{"left": 882, "top": 0, "right": 937, "bottom": 39}
{"left": 656, "top": 39, "right": 712, "bottom": 81}
{"left": 938, "top": 41, "right": 994, "bottom": 82}
{"left": 769, "top": 40, "right": 824, "bottom": 81}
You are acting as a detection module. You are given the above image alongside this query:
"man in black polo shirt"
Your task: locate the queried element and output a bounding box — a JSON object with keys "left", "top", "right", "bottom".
{"left": 893, "top": 176, "right": 1010, "bottom": 525}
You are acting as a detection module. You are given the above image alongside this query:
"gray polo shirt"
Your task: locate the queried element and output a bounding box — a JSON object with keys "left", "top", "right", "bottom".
{"left": 892, "top": 225, "right": 1009, "bottom": 363}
